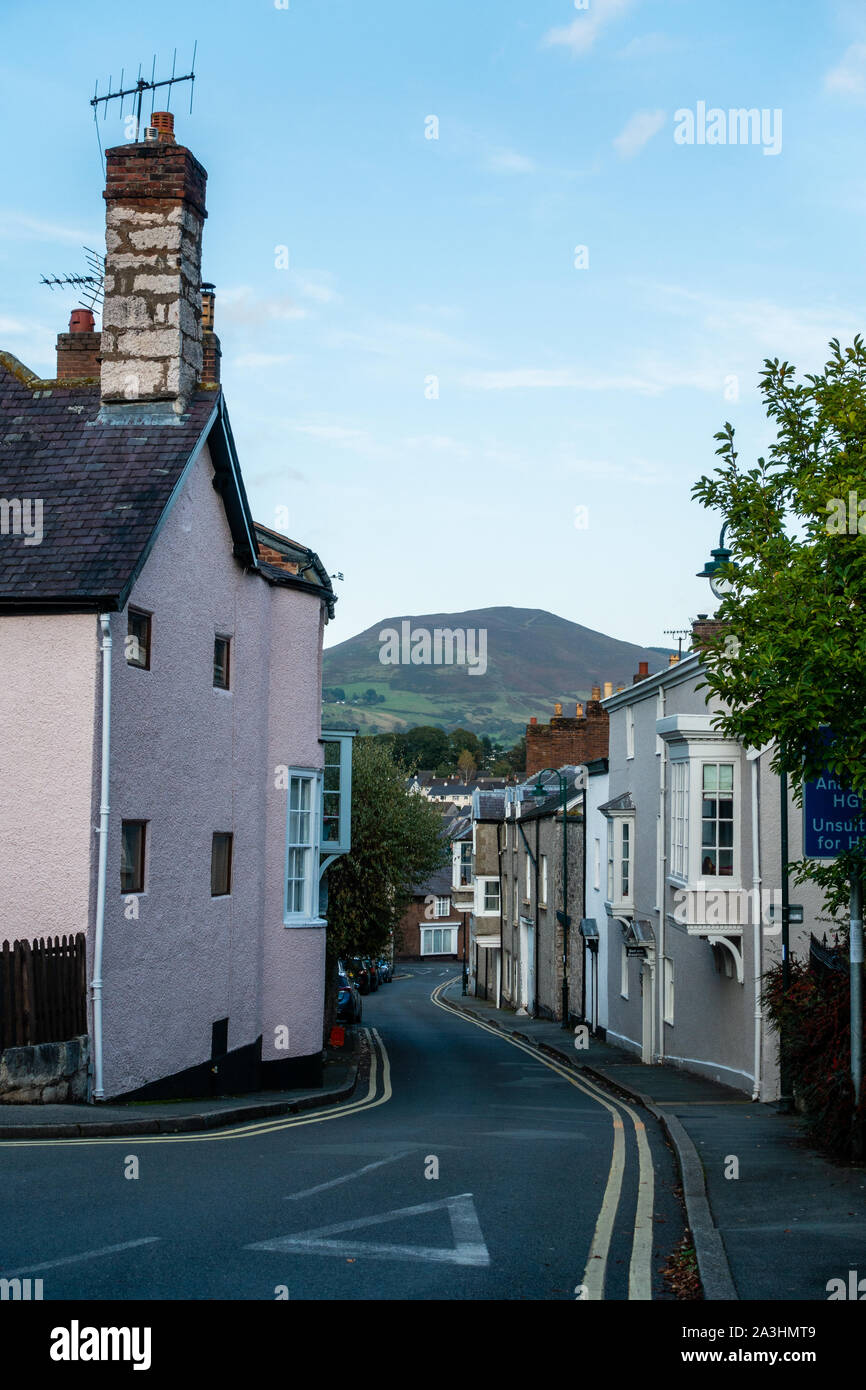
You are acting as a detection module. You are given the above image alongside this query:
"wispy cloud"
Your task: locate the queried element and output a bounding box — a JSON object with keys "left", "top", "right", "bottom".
{"left": 486, "top": 147, "right": 536, "bottom": 174}
{"left": 0, "top": 211, "right": 98, "bottom": 245}
{"left": 233, "top": 352, "right": 296, "bottom": 369}
{"left": 218, "top": 286, "right": 308, "bottom": 326}
{"left": 617, "top": 33, "right": 682, "bottom": 60}
{"left": 613, "top": 109, "right": 666, "bottom": 158}
{"left": 825, "top": 43, "right": 866, "bottom": 98}
{"left": 542, "top": 0, "right": 635, "bottom": 56}
{"left": 293, "top": 271, "right": 342, "bottom": 304}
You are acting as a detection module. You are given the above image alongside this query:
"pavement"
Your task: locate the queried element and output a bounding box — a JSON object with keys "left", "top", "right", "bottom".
{"left": 442, "top": 982, "right": 866, "bottom": 1301}
{"left": 0, "top": 1039, "right": 362, "bottom": 1138}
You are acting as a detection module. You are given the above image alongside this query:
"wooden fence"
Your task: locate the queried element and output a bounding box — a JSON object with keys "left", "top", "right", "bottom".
{"left": 0, "top": 934, "right": 87, "bottom": 1050}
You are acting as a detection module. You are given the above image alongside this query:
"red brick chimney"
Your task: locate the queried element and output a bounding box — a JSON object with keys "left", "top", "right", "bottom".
{"left": 692, "top": 613, "right": 726, "bottom": 649}
{"left": 55, "top": 308, "right": 100, "bottom": 381}
{"left": 200, "top": 283, "right": 221, "bottom": 386}
{"left": 633, "top": 660, "right": 650, "bottom": 683}
{"left": 100, "top": 112, "right": 207, "bottom": 412}
{"left": 525, "top": 689, "right": 609, "bottom": 775}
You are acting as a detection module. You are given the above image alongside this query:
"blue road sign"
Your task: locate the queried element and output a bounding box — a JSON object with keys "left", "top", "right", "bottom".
{"left": 803, "top": 773, "right": 866, "bottom": 858}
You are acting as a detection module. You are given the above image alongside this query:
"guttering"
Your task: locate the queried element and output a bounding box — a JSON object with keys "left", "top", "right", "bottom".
{"left": 91, "top": 613, "right": 112, "bottom": 1101}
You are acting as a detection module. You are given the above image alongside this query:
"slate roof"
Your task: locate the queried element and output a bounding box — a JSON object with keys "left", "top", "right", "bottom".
{"left": 410, "top": 864, "right": 454, "bottom": 898}
{"left": 0, "top": 353, "right": 336, "bottom": 616}
{"left": 598, "top": 791, "right": 635, "bottom": 815}
{"left": 475, "top": 791, "right": 506, "bottom": 821}
{"left": 0, "top": 355, "right": 220, "bottom": 610}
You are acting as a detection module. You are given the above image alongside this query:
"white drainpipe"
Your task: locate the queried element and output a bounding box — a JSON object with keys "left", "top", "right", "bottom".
{"left": 747, "top": 746, "right": 764, "bottom": 1101}
{"left": 656, "top": 685, "right": 666, "bottom": 1060}
{"left": 91, "top": 613, "right": 112, "bottom": 1101}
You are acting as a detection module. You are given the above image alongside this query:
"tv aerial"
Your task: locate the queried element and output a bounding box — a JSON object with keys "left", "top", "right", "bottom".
{"left": 39, "top": 246, "right": 105, "bottom": 316}
{"left": 90, "top": 44, "right": 198, "bottom": 169}
{"left": 664, "top": 628, "right": 691, "bottom": 658}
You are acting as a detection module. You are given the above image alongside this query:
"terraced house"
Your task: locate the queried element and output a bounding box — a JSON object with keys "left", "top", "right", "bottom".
{"left": 0, "top": 114, "right": 352, "bottom": 1102}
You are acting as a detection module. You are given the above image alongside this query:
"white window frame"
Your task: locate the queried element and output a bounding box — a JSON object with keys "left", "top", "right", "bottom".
{"left": 284, "top": 767, "right": 325, "bottom": 926}
{"left": 540, "top": 854, "right": 548, "bottom": 906}
{"left": 421, "top": 926, "right": 458, "bottom": 956}
{"left": 603, "top": 811, "right": 634, "bottom": 915}
{"left": 626, "top": 705, "right": 635, "bottom": 760}
{"left": 659, "top": 717, "right": 742, "bottom": 892}
{"left": 435, "top": 895, "right": 451, "bottom": 918}
{"left": 664, "top": 956, "right": 675, "bottom": 1024}
{"left": 524, "top": 852, "right": 532, "bottom": 903}
{"left": 476, "top": 876, "right": 501, "bottom": 916}
{"left": 670, "top": 758, "right": 689, "bottom": 882}
{"left": 621, "top": 943, "right": 629, "bottom": 999}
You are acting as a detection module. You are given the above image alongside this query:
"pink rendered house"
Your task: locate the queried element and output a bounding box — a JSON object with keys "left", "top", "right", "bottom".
{"left": 0, "top": 114, "right": 353, "bottom": 1101}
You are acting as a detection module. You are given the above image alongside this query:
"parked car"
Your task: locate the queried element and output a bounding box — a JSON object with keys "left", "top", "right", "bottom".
{"left": 336, "top": 964, "right": 362, "bottom": 1024}
{"left": 377, "top": 958, "right": 393, "bottom": 983}
{"left": 348, "top": 957, "right": 371, "bottom": 995}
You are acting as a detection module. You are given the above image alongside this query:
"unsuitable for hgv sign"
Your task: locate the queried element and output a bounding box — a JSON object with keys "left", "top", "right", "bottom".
{"left": 803, "top": 773, "right": 866, "bottom": 858}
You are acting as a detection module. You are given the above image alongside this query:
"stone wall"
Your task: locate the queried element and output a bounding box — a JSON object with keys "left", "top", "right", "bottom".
{"left": 0, "top": 1036, "right": 89, "bottom": 1104}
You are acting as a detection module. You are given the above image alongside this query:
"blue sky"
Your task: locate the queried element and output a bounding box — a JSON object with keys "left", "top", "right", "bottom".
{"left": 3, "top": 0, "right": 865, "bottom": 650}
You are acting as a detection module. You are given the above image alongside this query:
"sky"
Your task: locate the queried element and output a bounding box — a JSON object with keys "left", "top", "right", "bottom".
{"left": 2, "top": 0, "right": 865, "bottom": 651}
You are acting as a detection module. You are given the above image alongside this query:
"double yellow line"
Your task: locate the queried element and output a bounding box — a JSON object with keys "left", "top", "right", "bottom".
{"left": 0, "top": 1028, "right": 392, "bottom": 1149}
{"left": 431, "top": 981, "right": 654, "bottom": 1301}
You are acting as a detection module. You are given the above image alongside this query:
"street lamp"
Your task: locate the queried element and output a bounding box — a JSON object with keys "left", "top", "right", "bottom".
{"left": 530, "top": 768, "right": 578, "bottom": 1029}
{"left": 696, "top": 523, "right": 734, "bottom": 601}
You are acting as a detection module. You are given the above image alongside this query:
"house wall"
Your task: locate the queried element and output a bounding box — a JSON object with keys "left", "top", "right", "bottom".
{"left": 100, "top": 440, "right": 326, "bottom": 1097}
{"left": 396, "top": 898, "right": 465, "bottom": 960}
{"left": 603, "top": 666, "right": 823, "bottom": 1099}
{"left": 0, "top": 613, "right": 99, "bottom": 943}
{"left": 584, "top": 766, "right": 610, "bottom": 1030}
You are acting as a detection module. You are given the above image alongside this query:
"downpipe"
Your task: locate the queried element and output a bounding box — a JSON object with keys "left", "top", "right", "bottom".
{"left": 91, "top": 613, "right": 112, "bottom": 1101}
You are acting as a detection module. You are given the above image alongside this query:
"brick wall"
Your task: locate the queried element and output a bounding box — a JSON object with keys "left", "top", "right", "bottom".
{"left": 395, "top": 897, "right": 467, "bottom": 960}
{"left": 526, "top": 701, "right": 609, "bottom": 775}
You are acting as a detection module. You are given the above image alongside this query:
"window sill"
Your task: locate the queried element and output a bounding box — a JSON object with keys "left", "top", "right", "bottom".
{"left": 283, "top": 916, "right": 327, "bottom": 929}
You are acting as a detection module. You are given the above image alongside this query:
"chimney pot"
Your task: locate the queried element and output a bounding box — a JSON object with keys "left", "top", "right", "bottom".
{"left": 669, "top": 653, "right": 680, "bottom": 667}
{"left": 69, "top": 309, "right": 95, "bottom": 334}
{"left": 603, "top": 681, "right": 613, "bottom": 698}
{"left": 590, "top": 684, "right": 601, "bottom": 701}
{"left": 575, "top": 702, "right": 583, "bottom": 718}
{"left": 639, "top": 661, "right": 649, "bottom": 676}
{"left": 151, "top": 111, "right": 176, "bottom": 143}
{"left": 530, "top": 717, "right": 537, "bottom": 725}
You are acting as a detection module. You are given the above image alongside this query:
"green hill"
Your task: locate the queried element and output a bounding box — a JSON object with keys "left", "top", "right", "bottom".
{"left": 323, "top": 606, "right": 675, "bottom": 742}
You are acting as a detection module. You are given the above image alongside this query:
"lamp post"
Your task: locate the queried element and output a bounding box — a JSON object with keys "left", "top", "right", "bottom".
{"left": 531, "top": 769, "right": 572, "bottom": 1029}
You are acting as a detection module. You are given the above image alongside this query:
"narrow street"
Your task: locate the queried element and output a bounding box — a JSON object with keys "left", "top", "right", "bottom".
{"left": 0, "top": 969, "right": 684, "bottom": 1301}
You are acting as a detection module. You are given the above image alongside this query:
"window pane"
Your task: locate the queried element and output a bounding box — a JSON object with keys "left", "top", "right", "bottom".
{"left": 702, "top": 850, "right": 717, "bottom": 875}
{"left": 718, "top": 764, "right": 734, "bottom": 791}
{"left": 213, "top": 637, "right": 230, "bottom": 689}
{"left": 211, "top": 832, "right": 233, "bottom": 896}
{"left": 702, "top": 821, "right": 716, "bottom": 847}
{"left": 121, "top": 821, "right": 145, "bottom": 893}
{"left": 127, "top": 611, "right": 150, "bottom": 669}
{"left": 719, "top": 821, "right": 734, "bottom": 848}
{"left": 718, "top": 797, "right": 733, "bottom": 819}
{"left": 703, "top": 764, "right": 718, "bottom": 791}
{"left": 719, "top": 851, "right": 734, "bottom": 876}
{"left": 433, "top": 928, "right": 442, "bottom": 953}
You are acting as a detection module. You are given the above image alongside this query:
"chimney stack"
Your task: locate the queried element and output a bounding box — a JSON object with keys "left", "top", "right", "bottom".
{"left": 603, "top": 681, "right": 613, "bottom": 698}
{"left": 669, "top": 653, "right": 680, "bottom": 667}
{"left": 590, "top": 684, "right": 601, "bottom": 701}
{"left": 200, "top": 283, "right": 221, "bottom": 386}
{"left": 633, "top": 660, "right": 650, "bottom": 683}
{"left": 100, "top": 113, "right": 207, "bottom": 414}
{"left": 56, "top": 308, "right": 101, "bottom": 381}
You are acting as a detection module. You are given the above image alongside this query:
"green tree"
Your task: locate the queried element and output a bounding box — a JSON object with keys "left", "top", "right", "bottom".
{"left": 692, "top": 338, "right": 866, "bottom": 911}
{"left": 324, "top": 738, "right": 448, "bottom": 1037}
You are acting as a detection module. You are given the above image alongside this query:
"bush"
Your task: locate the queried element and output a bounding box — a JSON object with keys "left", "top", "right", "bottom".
{"left": 763, "top": 957, "right": 865, "bottom": 1161}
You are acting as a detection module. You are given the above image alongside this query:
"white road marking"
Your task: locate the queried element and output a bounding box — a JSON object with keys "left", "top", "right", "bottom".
{"left": 430, "top": 981, "right": 655, "bottom": 1301}
{"left": 284, "top": 1149, "right": 414, "bottom": 1201}
{"left": 0, "top": 1237, "right": 161, "bottom": 1278}
{"left": 246, "top": 1193, "right": 490, "bottom": 1267}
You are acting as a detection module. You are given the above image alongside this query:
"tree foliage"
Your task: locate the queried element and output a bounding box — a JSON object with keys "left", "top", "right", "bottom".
{"left": 692, "top": 338, "right": 866, "bottom": 907}
{"left": 326, "top": 737, "right": 448, "bottom": 964}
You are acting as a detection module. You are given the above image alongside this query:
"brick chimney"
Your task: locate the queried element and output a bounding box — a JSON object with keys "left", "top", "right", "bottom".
{"left": 525, "top": 688, "right": 609, "bottom": 775}
{"left": 633, "top": 660, "right": 650, "bottom": 684}
{"left": 692, "top": 613, "right": 726, "bottom": 649}
{"left": 56, "top": 308, "right": 100, "bottom": 380}
{"left": 100, "top": 111, "right": 207, "bottom": 413}
{"left": 201, "top": 282, "right": 221, "bottom": 386}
